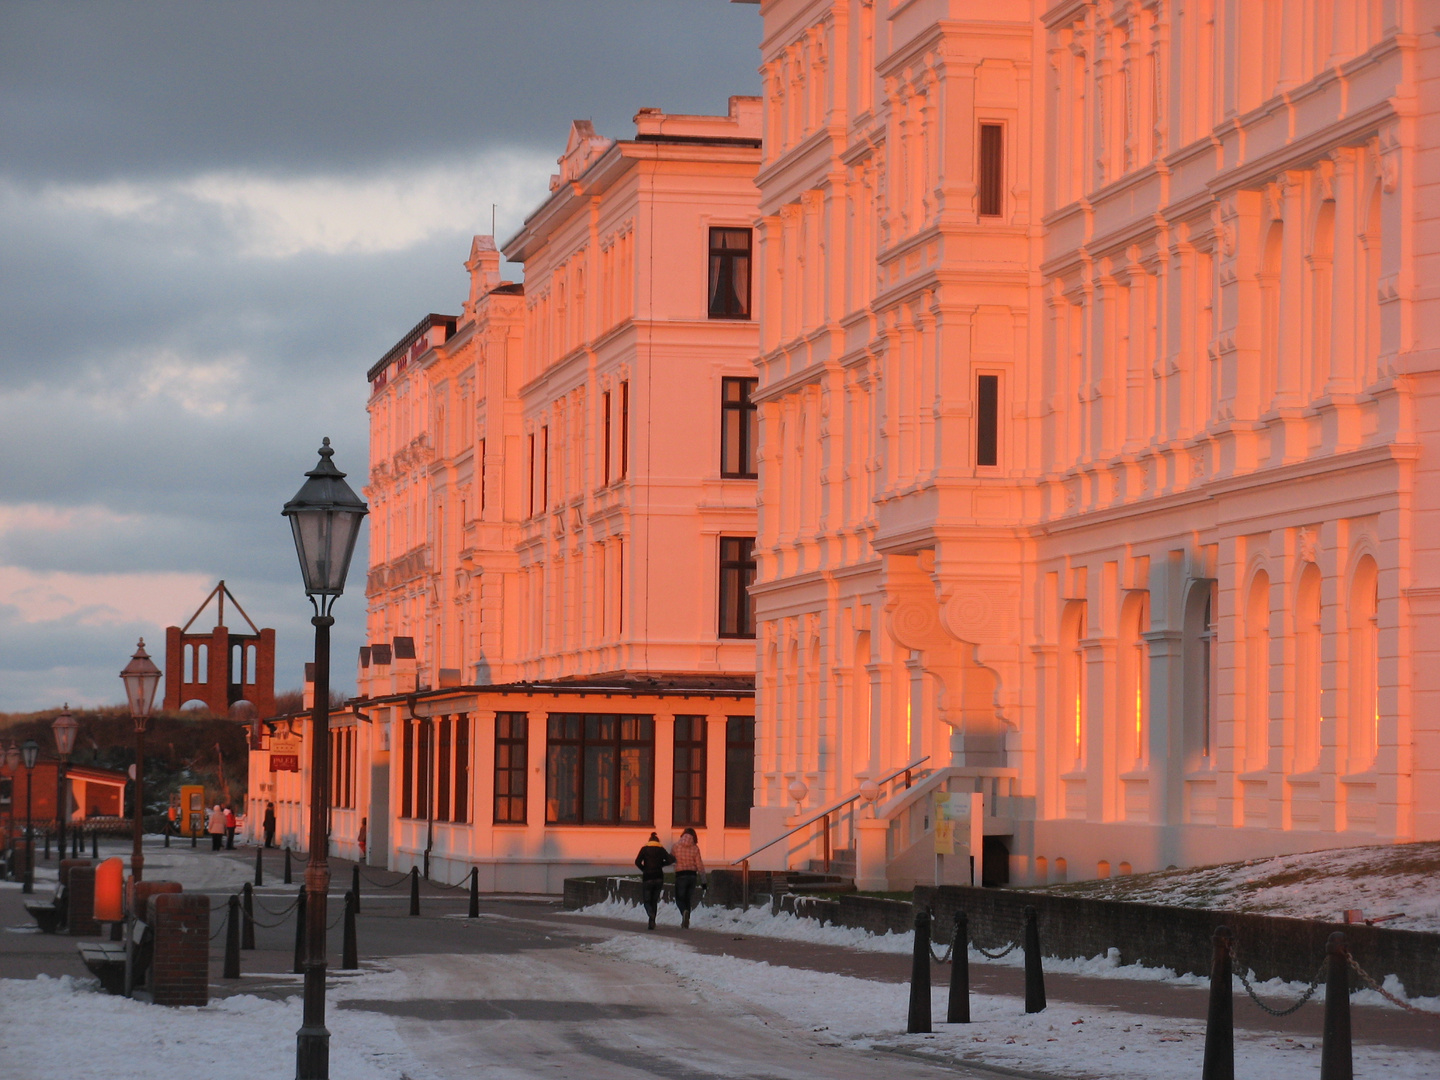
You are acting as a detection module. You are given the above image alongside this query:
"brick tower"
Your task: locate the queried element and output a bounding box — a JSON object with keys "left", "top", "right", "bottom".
{"left": 162, "top": 581, "right": 276, "bottom": 719}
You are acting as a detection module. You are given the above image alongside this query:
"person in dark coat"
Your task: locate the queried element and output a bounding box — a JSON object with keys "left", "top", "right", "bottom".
{"left": 262, "top": 802, "right": 276, "bottom": 848}
{"left": 634, "top": 832, "right": 675, "bottom": 930}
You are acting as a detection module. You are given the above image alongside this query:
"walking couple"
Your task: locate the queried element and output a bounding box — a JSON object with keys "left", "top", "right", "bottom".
{"left": 634, "top": 827, "right": 705, "bottom": 930}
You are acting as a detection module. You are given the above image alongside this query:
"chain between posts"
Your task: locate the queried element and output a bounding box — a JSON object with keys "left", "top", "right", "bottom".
{"left": 1232, "top": 949, "right": 1327, "bottom": 1017}
{"left": 975, "top": 940, "right": 1020, "bottom": 960}
{"left": 1347, "top": 953, "right": 1426, "bottom": 1014}
{"left": 358, "top": 868, "right": 411, "bottom": 889}
{"left": 928, "top": 939, "right": 954, "bottom": 964}
{"left": 247, "top": 894, "right": 303, "bottom": 926}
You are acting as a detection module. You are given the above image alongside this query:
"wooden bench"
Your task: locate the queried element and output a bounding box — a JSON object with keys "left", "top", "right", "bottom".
{"left": 24, "top": 883, "right": 66, "bottom": 934}
{"left": 78, "top": 919, "right": 151, "bottom": 996}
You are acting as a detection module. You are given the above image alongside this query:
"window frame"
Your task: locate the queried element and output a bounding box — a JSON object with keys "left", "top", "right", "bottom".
{"left": 707, "top": 226, "right": 753, "bottom": 319}
{"left": 493, "top": 712, "right": 528, "bottom": 825}
{"left": 545, "top": 713, "right": 655, "bottom": 826}
{"left": 978, "top": 123, "right": 1005, "bottom": 218}
{"left": 672, "top": 715, "right": 707, "bottom": 827}
{"left": 718, "top": 536, "right": 757, "bottom": 639}
{"left": 975, "top": 372, "right": 1000, "bottom": 468}
{"left": 724, "top": 715, "right": 755, "bottom": 828}
{"left": 721, "top": 376, "right": 759, "bottom": 479}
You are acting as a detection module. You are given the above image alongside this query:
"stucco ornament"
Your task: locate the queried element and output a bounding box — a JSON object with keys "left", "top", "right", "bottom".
{"left": 887, "top": 597, "right": 945, "bottom": 652}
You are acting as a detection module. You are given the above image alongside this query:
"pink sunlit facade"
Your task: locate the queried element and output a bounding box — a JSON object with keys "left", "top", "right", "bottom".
{"left": 748, "top": 0, "right": 1440, "bottom": 888}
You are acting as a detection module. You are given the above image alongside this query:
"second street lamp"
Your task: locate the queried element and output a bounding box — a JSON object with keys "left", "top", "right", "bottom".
{"left": 120, "top": 640, "right": 162, "bottom": 882}
{"left": 21, "top": 739, "right": 38, "bottom": 895}
{"left": 51, "top": 708, "right": 78, "bottom": 864}
{"left": 282, "top": 437, "right": 368, "bottom": 1080}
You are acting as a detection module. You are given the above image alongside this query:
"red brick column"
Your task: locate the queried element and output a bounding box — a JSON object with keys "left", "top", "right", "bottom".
{"left": 58, "top": 857, "right": 92, "bottom": 889}
{"left": 147, "top": 892, "right": 209, "bottom": 1006}
{"left": 66, "top": 865, "right": 100, "bottom": 936}
{"left": 133, "top": 880, "right": 182, "bottom": 917}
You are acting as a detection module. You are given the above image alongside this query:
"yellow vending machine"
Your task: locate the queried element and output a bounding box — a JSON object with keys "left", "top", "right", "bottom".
{"left": 180, "top": 784, "right": 206, "bottom": 838}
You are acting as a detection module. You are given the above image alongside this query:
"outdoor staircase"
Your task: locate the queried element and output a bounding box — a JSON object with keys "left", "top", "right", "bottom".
{"left": 779, "top": 870, "right": 855, "bottom": 894}
{"left": 804, "top": 847, "right": 856, "bottom": 880}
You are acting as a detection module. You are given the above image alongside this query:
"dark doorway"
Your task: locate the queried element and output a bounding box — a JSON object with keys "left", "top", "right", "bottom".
{"left": 982, "top": 836, "right": 1011, "bottom": 887}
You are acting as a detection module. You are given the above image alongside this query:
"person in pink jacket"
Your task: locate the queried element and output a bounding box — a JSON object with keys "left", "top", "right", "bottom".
{"left": 671, "top": 827, "right": 706, "bottom": 929}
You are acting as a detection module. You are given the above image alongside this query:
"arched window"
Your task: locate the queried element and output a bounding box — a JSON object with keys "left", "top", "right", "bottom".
{"left": 1347, "top": 557, "right": 1380, "bottom": 773}
{"left": 1061, "top": 601, "right": 1087, "bottom": 768}
{"left": 1294, "top": 563, "right": 1323, "bottom": 772}
{"left": 1244, "top": 571, "right": 1271, "bottom": 771}
{"left": 1120, "top": 592, "right": 1149, "bottom": 764}
{"left": 183, "top": 644, "right": 194, "bottom": 684}
{"left": 196, "top": 643, "right": 208, "bottom": 684}
{"left": 1182, "top": 580, "right": 1217, "bottom": 766}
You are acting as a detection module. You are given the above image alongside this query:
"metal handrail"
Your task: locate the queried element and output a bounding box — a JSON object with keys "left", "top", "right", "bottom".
{"left": 730, "top": 755, "right": 931, "bottom": 867}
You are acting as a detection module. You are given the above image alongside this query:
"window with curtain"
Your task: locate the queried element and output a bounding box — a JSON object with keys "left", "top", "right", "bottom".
{"left": 494, "top": 712, "right": 528, "bottom": 824}
{"left": 545, "top": 714, "right": 654, "bottom": 825}
{"left": 672, "top": 716, "right": 707, "bottom": 827}
{"left": 721, "top": 377, "right": 759, "bottom": 478}
{"left": 708, "top": 227, "right": 752, "bottom": 318}
{"left": 719, "top": 537, "right": 757, "bottom": 638}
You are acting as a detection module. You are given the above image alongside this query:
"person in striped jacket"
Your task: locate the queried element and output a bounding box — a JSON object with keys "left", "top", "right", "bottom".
{"left": 672, "top": 827, "right": 706, "bottom": 929}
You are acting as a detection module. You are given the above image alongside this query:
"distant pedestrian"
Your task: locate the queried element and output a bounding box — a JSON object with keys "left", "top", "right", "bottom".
{"left": 262, "top": 802, "right": 276, "bottom": 848}
{"left": 223, "top": 806, "right": 237, "bottom": 850}
{"left": 166, "top": 804, "right": 176, "bottom": 836}
{"left": 207, "top": 805, "right": 225, "bottom": 851}
{"left": 358, "top": 816, "right": 367, "bottom": 859}
{"left": 672, "top": 827, "right": 706, "bottom": 929}
{"left": 634, "top": 832, "right": 675, "bottom": 930}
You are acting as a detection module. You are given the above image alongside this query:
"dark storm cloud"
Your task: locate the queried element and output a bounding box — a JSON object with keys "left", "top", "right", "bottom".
{"left": 0, "top": 1, "right": 761, "bottom": 184}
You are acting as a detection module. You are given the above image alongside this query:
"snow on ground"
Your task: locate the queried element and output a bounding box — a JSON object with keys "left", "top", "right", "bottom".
{"left": 0, "top": 968, "right": 427, "bottom": 1080}
{"left": 591, "top": 930, "right": 1440, "bottom": 1080}
{"left": 1041, "top": 841, "right": 1440, "bottom": 932}
{"left": 571, "top": 897, "right": 1440, "bottom": 1011}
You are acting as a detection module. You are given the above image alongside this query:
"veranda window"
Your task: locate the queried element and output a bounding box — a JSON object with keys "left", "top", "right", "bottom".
{"left": 545, "top": 713, "right": 654, "bottom": 825}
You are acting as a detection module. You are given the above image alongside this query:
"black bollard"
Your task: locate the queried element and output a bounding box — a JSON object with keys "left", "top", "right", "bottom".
{"left": 223, "top": 894, "right": 241, "bottom": 979}
{"left": 907, "top": 909, "right": 933, "bottom": 1033}
{"left": 241, "top": 882, "right": 256, "bottom": 950}
{"left": 352, "top": 864, "right": 361, "bottom": 914}
{"left": 342, "top": 890, "right": 358, "bottom": 970}
{"left": 191, "top": 828, "right": 196, "bottom": 848}
{"left": 164, "top": 827, "right": 170, "bottom": 849}
{"left": 91, "top": 831, "right": 99, "bottom": 859}
{"left": 1023, "top": 906, "right": 1046, "bottom": 1013}
{"left": 947, "top": 910, "right": 970, "bottom": 1024}
{"left": 110, "top": 918, "right": 123, "bottom": 941}
{"left": 43, "top": 833, "right": 50, "bottom": 861}
{"left": 468, "top": 866, "right": 480, "bottom": 918}
{"left": 1320, "top": 931, "right": 1353, "bottom": 1080}
{"left": 1202, "top": 927, "right": 1234, "bottom": 1080}
{"left": 283, "top": 846, "right": 292, "bottom": 885}
{"left": 292, "top": 885, "right": 306, "bottom": 975}
{"left": 254, "top": 847, "right": 263, "bottom": 886}
{"left": 409, "top": 866, "right": 420, "bottom": 916}
{"left": 73, "top": 829, "right": 80, "bottom": 858}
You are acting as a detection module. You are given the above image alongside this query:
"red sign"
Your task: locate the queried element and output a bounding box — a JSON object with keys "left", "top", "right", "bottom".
{"left": 270, "top": 754, "right": 299, "bottom": 773}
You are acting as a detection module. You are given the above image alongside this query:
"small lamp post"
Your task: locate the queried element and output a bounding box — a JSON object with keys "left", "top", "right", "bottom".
{"left": 282, "top": 438, "right": 368, "bottom": 1080}
{"left": 2, "top": 743, "right": 16, "bottom": 873}
{"left": 51, "top": 707, "right": 79, "bottom": 864}
{"left": 120, "top": 640, "right": 162, "bottom": 882}
{"left": 21, "top": 739, "right": 38, "bottom": 895}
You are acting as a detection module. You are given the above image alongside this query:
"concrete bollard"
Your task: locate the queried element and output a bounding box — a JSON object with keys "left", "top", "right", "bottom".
{"left": 351, "top": 864, "right": 361, "bottom": 914}
{"left": 241, "top": 882, "right": 255, "bottom": 950}
{"left": 254, "top": 848, "right": 263, "bottom": 887}
{"left": 283, "top": 846, "right": 292, "bottom": 885}
{"left": 292, "top": 886, "right": 305, "bottom": 975}
{"left": 1023, "top": 906, "right": 1046, "bottom": 1014}
{"left": 947, "top": 910, "right": 970, "bottom": 1024}
{"left": 907, "top": 909, "right": 932, "bottom": 1034}
{"left": 409, "top": 866, "right": 420, "bottom": 917}
{"left": 468, "top": 866, "right": 480, "bottom": 918}
{"left": 223, "top": 894, "right": 241, "bottom": 979}
{"left": 342, "top": 890, "right": 358, "bottom": 970}
{"left": 1202, "top": 927, "right": 1234, "bottom": 1080}
{"left": 1320, "top": 932, "right": 1352, "bottom": 1080}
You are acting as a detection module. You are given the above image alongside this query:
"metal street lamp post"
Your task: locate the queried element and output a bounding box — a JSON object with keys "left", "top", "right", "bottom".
{"left": 21, "top": 740, "right": 38, "bottom": 894}
{"left": 120, "top": 640, "right": 162, "bottom": 882}
{"left": 282, "top": 438, "right": 368, "bottom": 1080}
{"left": 51, "top": 708, "right": 79, "bottom": 865}
{"left": 3, "top": 743, "right": 17, "bottom": 877}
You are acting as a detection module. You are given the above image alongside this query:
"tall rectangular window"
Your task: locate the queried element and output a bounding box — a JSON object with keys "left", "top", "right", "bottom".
{"left": 527, "top": 433, "right": 536, "bottom": 517}
{"left": 541, "top": 424, "right": 549, "bottom": 510}
{"left": 402, "top": 718, "right": 415, "bottom": 818}
{"left": 672, "top": 716, "right": 707, "bottom": 827}
{"left": 976, "top": 374, "right": 999, "bottom": 467}
{"left": 494, "top": 712, "right": 528, "bottom": 824}
{"left": 619, "top": 381, "right": 629, "bottom": 479}
{"left": 436, "top": 717, "right": 452, "bottom": 822}
{"left": 545, "top": 713, "right": 654, "bottom": 825}
{"left": 724, "top": 716, "right": 755, "bottom": 827}
{"left": 718, "top": 537, "right": 757, "bottom": 638}
{"left": 602, "top": 390, "right": 612, "bottom": 485}
{"left": 708, "top": 227, "right": 752, "bottom": 318}
{"left": 721, "top": 377, "right": 759, "bottom": 478}
{"left": 978, "top": 124, "right": 1004, "bottom": 217}
{"left": 454, "top": 713, "right": 469, "bottom": 824}
{"left": 479, "top": 438, "right": 487, "bottom": 513}
{"left": 417, "top": 718, "right": 431, "bottom": 820}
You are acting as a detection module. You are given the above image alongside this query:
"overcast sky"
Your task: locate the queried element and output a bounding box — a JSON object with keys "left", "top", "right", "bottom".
{"left": 0, "top": 1, "right": 761, "bottom": 712}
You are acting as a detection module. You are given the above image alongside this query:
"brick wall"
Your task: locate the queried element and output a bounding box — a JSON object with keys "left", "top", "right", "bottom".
{"left": 133, "top": 880, "right": 182, "bottom": 919}
{"left": 147, "top": 892, "right": 209, "bottom": 1007}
